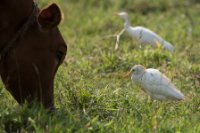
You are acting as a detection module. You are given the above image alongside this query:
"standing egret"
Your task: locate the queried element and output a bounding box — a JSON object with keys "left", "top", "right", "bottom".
{"left": 116, "top": 12, "right": 174, "bottom": 52}
{"left": 126, "top": 65, "right": 184, "bottom": 101}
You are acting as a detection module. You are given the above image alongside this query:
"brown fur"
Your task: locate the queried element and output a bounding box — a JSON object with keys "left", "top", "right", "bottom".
{"left": 0, "top": 0, "right": 67, "bottom": 110}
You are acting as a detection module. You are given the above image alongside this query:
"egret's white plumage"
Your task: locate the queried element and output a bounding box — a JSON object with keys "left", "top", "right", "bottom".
{"left": 129, "top": 65, "right": 184, "bottom": 101}
{"left": 117, "top": 12, "right": 174, "bottom": 52}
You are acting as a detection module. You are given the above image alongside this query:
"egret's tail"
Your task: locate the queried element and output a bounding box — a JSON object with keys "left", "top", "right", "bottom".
{"left": 176, "top": 91, "right": 184, "bottom": 100}
{"left": 162, "top": 41, "right": 174, "bottom": 53}
{"left": 171, "top": 89, "right": 184, "bottom": 101}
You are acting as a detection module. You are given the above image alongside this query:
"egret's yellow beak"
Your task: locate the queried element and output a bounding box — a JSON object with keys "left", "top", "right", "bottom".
{"left": 124, "top": 69, "right": 132, "bottom": 79}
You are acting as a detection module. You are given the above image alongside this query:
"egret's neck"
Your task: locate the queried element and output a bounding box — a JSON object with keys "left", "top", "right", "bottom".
{"left": 131, "top": 71, "right": 145, "bottom": 84}
{"left": 123, "top": 18, "right": 130, "bottom": 29}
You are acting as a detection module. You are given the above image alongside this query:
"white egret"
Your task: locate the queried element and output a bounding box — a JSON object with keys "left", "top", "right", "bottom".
{"left": 116, "top": 12, "right": 174, "bottom": 52}
{"left": 126, "top": 65, "right": 184, "bottom": 101}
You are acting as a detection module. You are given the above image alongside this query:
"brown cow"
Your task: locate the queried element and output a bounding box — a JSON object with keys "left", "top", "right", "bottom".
{"left": 0, "top": 0, "right": 67, "bottom": 110}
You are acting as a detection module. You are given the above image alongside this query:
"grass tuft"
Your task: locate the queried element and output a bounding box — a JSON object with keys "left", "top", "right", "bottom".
{"left": 0, "top": 0, "right": 199, "bottom": 132}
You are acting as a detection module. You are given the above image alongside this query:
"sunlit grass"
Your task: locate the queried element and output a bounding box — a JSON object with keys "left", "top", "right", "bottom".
{"left": 0, "top": 0, "right": 199, "bottom": 132}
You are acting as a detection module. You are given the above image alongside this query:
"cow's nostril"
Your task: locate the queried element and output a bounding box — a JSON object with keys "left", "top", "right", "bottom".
{"left": 56, "top": 50, "right": 63, "bottom": 61}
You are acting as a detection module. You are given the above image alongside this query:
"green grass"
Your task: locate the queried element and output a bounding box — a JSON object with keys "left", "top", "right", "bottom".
{"left": 0, "top": 0, "right": 200, "bottom": 132}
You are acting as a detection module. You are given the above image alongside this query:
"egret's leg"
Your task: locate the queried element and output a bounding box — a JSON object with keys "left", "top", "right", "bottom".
{"left": 150, "top": 97, "right": 155, "bottom": 102}
{"left": 149, "top": 97, "right": 156, "bottom": 106}
{"left": 139, "top": 43, "right": 145, "bottom": 50}
{"left": 145, "top": 96, "right": 153, "bottom": 103}
{"left": 139, "top": 43, "right": 142, "bottom": 49}
{"left": 144, "top": 96, "right": 148, "bottom": 105}
{"left": 115, "top": 28, "right": 125, "bottom": 50}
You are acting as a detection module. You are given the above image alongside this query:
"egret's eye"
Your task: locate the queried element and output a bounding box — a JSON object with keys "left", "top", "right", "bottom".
{"left": 132, "top": 68, "right": 135, "bottom": 72}
{"left": 56, "top": 50, "right": 63, "bottom": 61}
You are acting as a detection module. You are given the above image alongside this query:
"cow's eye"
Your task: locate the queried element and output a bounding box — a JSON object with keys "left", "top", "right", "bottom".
{"left": 56, "top": 50, "right": 63, "bottom": 61}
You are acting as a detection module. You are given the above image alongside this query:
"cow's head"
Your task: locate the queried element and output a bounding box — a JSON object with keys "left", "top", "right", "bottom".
{"left": 0, "top": 3, "right": 67, "bottom": 110}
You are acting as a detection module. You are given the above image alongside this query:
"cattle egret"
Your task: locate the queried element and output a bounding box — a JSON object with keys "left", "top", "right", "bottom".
{"left": 116, "top": 12, "right": 174, "bottom": 52}
{"left": 127, "top": 65, "right": 184, "bottom": 101}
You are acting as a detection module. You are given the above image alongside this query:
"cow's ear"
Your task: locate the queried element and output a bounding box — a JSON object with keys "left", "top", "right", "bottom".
{"left": 38, "top": 3, "right": 62, "bottom": 30}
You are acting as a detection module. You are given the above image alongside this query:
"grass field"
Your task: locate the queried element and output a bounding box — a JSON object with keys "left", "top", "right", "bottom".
{"left": 0, "top": 0, "right": 200, "bottom": 132}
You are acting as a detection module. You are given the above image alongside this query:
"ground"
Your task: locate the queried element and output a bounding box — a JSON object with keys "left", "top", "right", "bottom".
{"left": 0, "top": 0, "right": 199, "bottom": 132}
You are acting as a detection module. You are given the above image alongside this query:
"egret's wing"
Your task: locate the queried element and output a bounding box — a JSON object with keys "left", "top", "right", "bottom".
{"left": 130, "top": 26, "right": 163, "bottom": 47}
{"left": 141, "top": 69, "right": 164, "bottom": 93}
{"left": 159, "top": 74, "right": 184, "bottom": 100}
{"left": 140, "top": 27, "right": 174, "bottom": 52}
{"left": 142, "top": 69, "right": 184, "bottom": 100}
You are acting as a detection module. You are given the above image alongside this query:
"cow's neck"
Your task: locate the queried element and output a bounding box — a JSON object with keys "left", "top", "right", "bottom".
{"left": 0, "top": 0, "right": 34, "bottom": 49}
